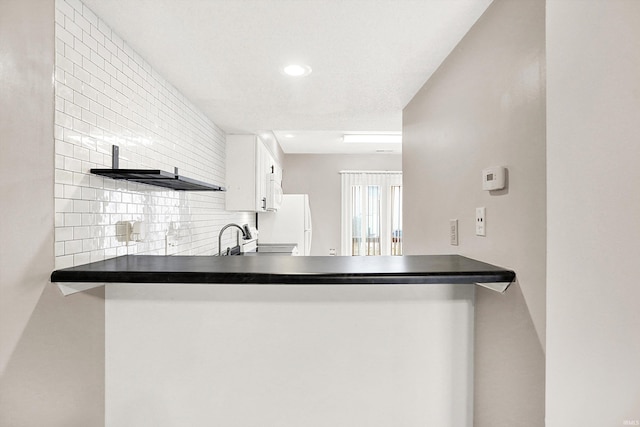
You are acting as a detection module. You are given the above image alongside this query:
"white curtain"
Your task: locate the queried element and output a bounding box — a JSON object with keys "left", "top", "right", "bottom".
{"left": 340, "top": 171, "right": 402, "bottom": 256}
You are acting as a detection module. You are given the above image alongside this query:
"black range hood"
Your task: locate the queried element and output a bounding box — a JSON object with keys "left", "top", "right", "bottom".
{"left": 90, "top": 145, "right": 225, "bottom": 191}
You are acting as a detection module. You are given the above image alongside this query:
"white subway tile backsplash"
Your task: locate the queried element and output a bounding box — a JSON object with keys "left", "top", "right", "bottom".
{"left": 72, "top": 172, "right": 91, "bottom": 187}
{"left": 55, "top": 255, "right": 74, "bottom": 270}
{"left": 63, "top": 184, "right": 81, "bottom": 200}
{"left": 75, "top": 38, "right": 91, "bottom": 60}
{"left": 65, "top": 0, "right": 82, "bottom": 12}
{"left": 84, "top": 30, "right": 99, "bottom": 52}
{"left": 72, "top": 118, "right": 90, "bottom": 135}
{"left": 90, "top": 99, "right": 104, "bottom": 116}
{"left": 81, "top": 188, "right": 97, "bottom": 202}
{"left": 89, "top": 174, "right": 104, "bottom": 188}
{"left": 73, "top": 200, "right": 91, "bottom": 213}
{"left": 96, "top": 116, "right": 110, "bottom": 131}
{"left": 81, "top": 108, "right": 97, "bottom": 126}
{"left": 82, "top": 238, "right": 96, "bottom": 252}
{"left": 90, "top": 250, "right": 105, "bottom": 262}
{"left": 96, "top": 40, "right": 110, "bottom": 61}
{"left": 64, "top": 16, "right": 83, "bottom": 41}
{"left": 75, "top": 12, "right": 91, "bottom": 34}
{"left": 63, "top": 156, "right": 82, "bottom": 172}
{"left": 88, "top": 124, "right": 103, "bottom": 139}
{"left": 74, "top": 226, "right": 90, "bottom": 240}
{"left": 67, "top": 48, "right": 84, "bottom": 68}
{"left": 89, "top": 150, "right": 104, "bottom": 165}
{"left": 65, "top": 213, "right": 82, "bottom": 227}
{"left": 83, "top": 5, "right": 97, "bottom": 26}
{"left": 55, "top": 184, "right": 65, "bottom": 199}
{"left": 56, "top": 52, "right": 74, "bottom": 74}
{"left": 57, "top": 83, "right": 74, "bottom": 103}
{"left": 91, "top": 73, "right": 107, "bottom": 92}
{"left": 55, "top": 8, "right": 66, "bottom": 26}
{"left": 54, "top": 92, "right": 65, "bottom": 109}
{"left": 64, "top": 129, "right": 83, "bottom": 146}
{"left": 82, "top": 57, "right": 99, "bottom": 80}
{"left": 73, "top": 252, "right": 91, "bottom": 266}
{"left": 65, "top": 73, "right": 83, "bottom": 92}
{"left": 64, "top": 100, "right": 82, "bottom": 119}
{"left": 55, "top": 227, "right": 73, "bottom": 242}
{"left": 55, "top": 169, "right": 74, "bottom": 185}
{"left": 73, "top": 145, "right": 90, "bottom": 161}
{"left": 55, "top": 124, "right": 64, "bottom": 141}
{"left": 55, "top": 242, "right": 65, "bottom": 256}
{"left": 55, "top": 22, "right": 74, "bottom": 47}
{"left": 54, "top": 0, "right": 253, "bottom": 267}
{"left": 92, "top": 18, "right": 110, "bottom": 40}
{"left": 81, "top": 135, "right": 97, "bottom": 151}
{"left": 75, "top": 66, "right": 91, "bottom": 85}
{"left": 90, "top": 50, "right": 105, "bottom": 69}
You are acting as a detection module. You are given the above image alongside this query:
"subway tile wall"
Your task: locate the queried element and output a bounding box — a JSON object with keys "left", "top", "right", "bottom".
{"left": 54, "top": 0, "right": 253, "bottom": 269}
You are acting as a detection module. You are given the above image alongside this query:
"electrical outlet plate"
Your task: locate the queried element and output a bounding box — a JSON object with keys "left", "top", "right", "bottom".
{"left": 450, "top": 219, "right": 458, "bottom": 246}
{"left": 166, "top": 234, "right": 179, "bottom": 255}
{"left": 476, "top": 207, "right": 486, "bottom": 236}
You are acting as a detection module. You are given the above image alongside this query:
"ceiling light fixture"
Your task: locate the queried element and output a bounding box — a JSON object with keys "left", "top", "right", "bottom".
{"left": 283, "top": 64, "right": 312, "bottom": 77}
{"left": 343, "top": 134, "right": 402, "bottom": 144}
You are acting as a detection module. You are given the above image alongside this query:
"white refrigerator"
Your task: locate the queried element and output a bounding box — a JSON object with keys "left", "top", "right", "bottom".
{"left": 258, "top": 194, "right": 312, "bottom": 255}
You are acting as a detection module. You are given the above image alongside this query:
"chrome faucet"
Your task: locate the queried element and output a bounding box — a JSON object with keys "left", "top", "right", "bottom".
{"left": 218, "top": 223, "right": 251, "bottom": 256}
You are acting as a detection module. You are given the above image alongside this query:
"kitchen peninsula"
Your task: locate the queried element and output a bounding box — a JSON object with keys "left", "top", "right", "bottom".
{"left": 50, "top": 255, "right": 514, "bottom": 427}
{"left": 51, "top": 254, "right": 514, "bottom": 292}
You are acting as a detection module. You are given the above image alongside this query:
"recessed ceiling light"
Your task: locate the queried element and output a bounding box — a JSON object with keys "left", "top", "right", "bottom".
{"left": 283, "top": 134, "right": 295, "bottom": 138}
{"left": 283, "top": 64, "right": 312, "bottom": 77}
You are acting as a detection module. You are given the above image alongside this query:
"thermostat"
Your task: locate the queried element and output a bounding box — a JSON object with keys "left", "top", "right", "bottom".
{"left": 482, "top": 167, "right": 506, "bottom": 191}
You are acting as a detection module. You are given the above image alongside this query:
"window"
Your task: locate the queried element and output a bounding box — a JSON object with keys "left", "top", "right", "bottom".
{"left": 390, "top": 184, "right": 403, "bottom": 255}
{"left": 341, "top": 171, "right": 402, "bottom": 256}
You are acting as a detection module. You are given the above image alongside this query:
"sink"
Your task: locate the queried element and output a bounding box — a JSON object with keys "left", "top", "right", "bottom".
{"left": 257, "top": 243, "right": 298, "bottom": 255}
{"left": 238, "top": 243, "right": 299, "bottom": 256}
{"left": 257, "top": 245, "right": 297, "bottom": 253}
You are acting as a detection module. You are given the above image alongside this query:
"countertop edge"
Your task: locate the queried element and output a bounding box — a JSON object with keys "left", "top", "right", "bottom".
{"left": 50, "top": 254, "right": 515, "bottom": 287}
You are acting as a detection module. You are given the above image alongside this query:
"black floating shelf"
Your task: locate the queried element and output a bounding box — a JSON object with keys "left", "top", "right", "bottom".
{"left": 90, "top": 169, "right": 226, "bottom": 191}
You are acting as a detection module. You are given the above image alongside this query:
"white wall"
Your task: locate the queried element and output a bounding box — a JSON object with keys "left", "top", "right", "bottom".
{"left": 0, "top": 0, "right": 55, "bottom": 377}
{"left": 283, "top": 154, "right": 401, "bottom": 256}
{"left": 546, "top": 1, "right": 640, "bottom": 425}
{"left": 402, "top": 0, "right": 546, "bottom": 425}
{"left": 53, "top": 0, "right": 253, "bottom": 269}
{"left": 0, "top": 0, "right": 105, "bottom": 425}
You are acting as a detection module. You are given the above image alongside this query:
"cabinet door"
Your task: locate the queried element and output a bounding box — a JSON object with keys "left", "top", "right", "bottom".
{"left": 226, "top": 135, "right": 258, "bottom": 212}
{"left": 225, "top": 134, "right": 281, "bottom": 212}
{"left": 269, "top": 153, "right": 282, "bottom": 185}
{"left": 255, "top": 141, "right": 268, "bottom": 211}
{"left": 264, "top": 149, "right": 282, "bottom": 184}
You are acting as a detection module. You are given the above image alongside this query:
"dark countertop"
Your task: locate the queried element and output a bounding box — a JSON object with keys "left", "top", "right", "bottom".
{"left": 50, "top": 254, "right": 515, "bottom": 287}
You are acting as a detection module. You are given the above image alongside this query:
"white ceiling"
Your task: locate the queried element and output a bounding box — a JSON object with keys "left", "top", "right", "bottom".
{"left": 80, "top": 0, "right": 493, "bottom": 153}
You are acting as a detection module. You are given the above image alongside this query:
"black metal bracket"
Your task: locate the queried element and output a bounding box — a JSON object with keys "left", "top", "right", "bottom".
{"left": 112, "top": 145, "right": 119, "bottom": 169}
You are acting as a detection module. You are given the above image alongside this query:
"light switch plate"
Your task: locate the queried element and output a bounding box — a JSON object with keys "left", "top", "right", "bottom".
{"left": 475, "top": 207, "right": 486, "bottom": 236}
{"left": 450, "top": 219, "right": 458, "bottom": 245}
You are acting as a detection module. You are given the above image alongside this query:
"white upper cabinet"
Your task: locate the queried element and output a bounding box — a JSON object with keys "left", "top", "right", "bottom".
{"left": 226, "top": 134, "right": 282, "bottom": 212}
